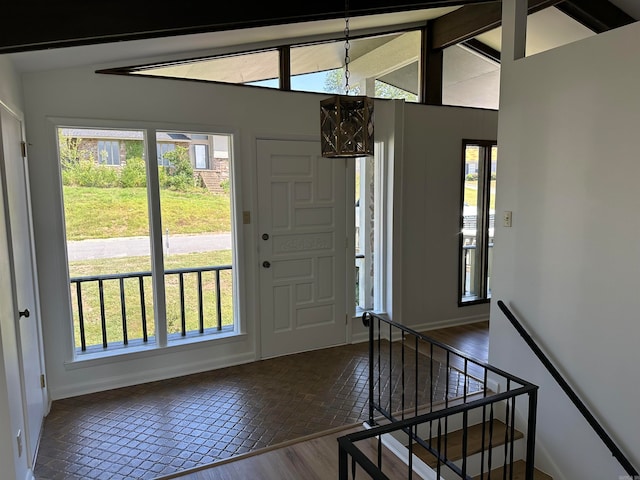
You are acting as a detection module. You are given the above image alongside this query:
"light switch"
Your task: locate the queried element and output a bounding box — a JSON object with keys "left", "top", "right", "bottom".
{"left": 242, "top": 211, "right": 251, "bottom": 224}
{"left": 503, "top": 211, "right": 512, "bottom": 227}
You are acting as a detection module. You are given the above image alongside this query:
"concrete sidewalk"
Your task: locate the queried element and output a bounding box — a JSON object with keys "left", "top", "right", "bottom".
{"left": 66, "top": 233, "right": 232, "bottom": 261}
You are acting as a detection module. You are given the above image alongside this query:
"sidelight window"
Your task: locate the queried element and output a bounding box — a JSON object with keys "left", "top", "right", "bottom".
{"left": 459, "top": 140, "right": 497, "bottom": 305}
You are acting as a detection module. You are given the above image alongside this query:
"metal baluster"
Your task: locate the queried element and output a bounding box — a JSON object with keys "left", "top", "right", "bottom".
{"left": 401, "top": 332, "right": 405, "bottom": 419}
{"left": 503, "top": 379, "right": 511, "bottom": 480}
{"left": 98, "top": 279, "right": 107, "bottom": 348}
{"left": 429, "top": 342, "right": 434, "bottom": 440}
{"left": 481, "top": 403, "right": 487, "bottom": 479}
{"left": 414, "top": 336, "right": 419, "bottom": 418}
{"left": 76, "top": 281, "right": 87, "bottom": 352}
{"left": 119, "top": 277, "right": 128, "bottom": 345}
{"left": 377, "top": 316, "right": 381, "bottom": 415}
{"left": 462, "top": 409, "right": 469, "bottom": 478}
{"left": 179, "top": 273, "right": 186, "bottom": 336}
{"left": 444, "top": 349, "right": 450, "bottom": 460}
{"left": 488, "top": 403, "right": 495, "bottom": 477}
{"left": 197, "top": 271, "right": 204, "bottom": 333}
{"left": 388, "top": 321, "right": 392, "bottom": 415}
{"left": 463, "top": 357, "right": 468, "bottom": 401}
{"left": 437, "top": 418, "right": 442, "bottom": 478}
{"left": 139, "top": 276, "right": 148, "bottom": 342}
{"left": 216, "top": 269, "right": 223, "bottom": 330}
{"left": 510, "top": 396, "right": 517, "bottom": 480}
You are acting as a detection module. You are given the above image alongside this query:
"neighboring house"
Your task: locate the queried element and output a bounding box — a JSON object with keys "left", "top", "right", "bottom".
{"left": 60, "top": 128, "right": 230, "bottom": 193}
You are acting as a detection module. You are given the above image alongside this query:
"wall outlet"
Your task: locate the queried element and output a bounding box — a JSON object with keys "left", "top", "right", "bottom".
{"left": 16, "top": 429, "right": 22, "bottom": 457}
{"left": 503, "top": 210, "right": 512, "bottom": 227}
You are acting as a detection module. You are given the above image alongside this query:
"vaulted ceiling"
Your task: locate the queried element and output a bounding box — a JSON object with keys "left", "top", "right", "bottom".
{"left": 3, "top": 0, "right": 638, "bottom": 110}
{"left": 1, "top": 0, "right": 637, "bottom": 56}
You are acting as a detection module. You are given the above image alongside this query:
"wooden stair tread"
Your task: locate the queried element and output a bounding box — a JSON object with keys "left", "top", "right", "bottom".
{"left": 411, "top": 419, "right": 523, "bottom": 467}
{"left": 473, "top": 460, "right": 553, "bottom": 480}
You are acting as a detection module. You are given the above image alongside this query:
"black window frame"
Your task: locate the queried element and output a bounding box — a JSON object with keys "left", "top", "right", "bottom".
{"left": 458, "top": 139, "right": 496, "bottom": 306}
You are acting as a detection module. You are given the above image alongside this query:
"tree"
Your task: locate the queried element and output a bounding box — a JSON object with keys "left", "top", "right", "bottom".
{"left": 161, "top": 145, "right": 199, "bottom": 191}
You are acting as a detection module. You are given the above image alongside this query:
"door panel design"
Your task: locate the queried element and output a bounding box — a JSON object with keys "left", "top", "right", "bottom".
{"left": 258, "top": 139, "right": 346, "bottom": 358}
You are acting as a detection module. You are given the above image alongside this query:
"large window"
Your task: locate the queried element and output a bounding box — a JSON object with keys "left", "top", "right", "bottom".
{"left": 459, "top": 140, "right": 496, "bottom": 305}
{"left": 97, "top": 140, "right": 120, "bottom": 165}
{"left": 57, "top": 126, "right": 237, "bottom": 356}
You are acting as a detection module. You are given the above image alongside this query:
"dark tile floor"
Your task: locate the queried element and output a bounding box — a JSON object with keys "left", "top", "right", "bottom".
{"left": 34, "top": 323, "right": 489, "bottom": 480}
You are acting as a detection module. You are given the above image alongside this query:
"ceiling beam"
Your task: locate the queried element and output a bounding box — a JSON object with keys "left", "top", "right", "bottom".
{"left": 431, "top": 0, "right": 563, "bottom": 50}
{"left": 462, "top": 38, "right": 501, "bottom": 63}
{"left": 555, "top": 0, "right": 636, "bottom": 34}
{"left": 0, "top": 0, "right": 489, "bottom": 54}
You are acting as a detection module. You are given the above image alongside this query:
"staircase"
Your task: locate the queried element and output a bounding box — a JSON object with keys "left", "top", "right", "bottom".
{"left": 408, "top": 418, "right": 552, "bottom": 480}
{"left": 367, "top": 400, "right": 552, "bottom": 480}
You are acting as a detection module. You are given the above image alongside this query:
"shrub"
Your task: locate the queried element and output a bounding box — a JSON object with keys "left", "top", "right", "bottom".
{"left": 219, "top": 179, "right": 230, "bottom": 194}
{"left": 120, "top": 157, "right": 147, "bottom": 187}
{"left": 161, "top": 145, "right": 200, "bottom": 191}
{"left": 61, "top": 158, "right": 119, "bottom": 187}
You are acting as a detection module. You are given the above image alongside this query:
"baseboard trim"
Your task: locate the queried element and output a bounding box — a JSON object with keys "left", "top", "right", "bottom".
{"left": 407, "top": 314, "right": 489, "bottom": 334}
{"left": 50, "top": 351, "right": 256, "bottom": 400}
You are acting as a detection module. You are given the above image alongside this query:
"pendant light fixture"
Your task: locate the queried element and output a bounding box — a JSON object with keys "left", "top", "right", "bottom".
{"left": 320, "top": 2, "right": 374, "bottom": 158}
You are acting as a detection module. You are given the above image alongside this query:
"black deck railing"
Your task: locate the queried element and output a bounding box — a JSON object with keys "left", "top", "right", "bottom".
{"left": 338, "top": 311, "right": 539, "bottom": 480}
{"left": 497, "top": 300, "right": 639, "bottom": 477}
{"left": 70, "top": 264, "right": 232, "bottom": 352}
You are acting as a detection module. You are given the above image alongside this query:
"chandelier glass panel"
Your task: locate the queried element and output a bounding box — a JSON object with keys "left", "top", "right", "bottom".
{"left": 320, "top": 9, "right": 374, "bottom": 158}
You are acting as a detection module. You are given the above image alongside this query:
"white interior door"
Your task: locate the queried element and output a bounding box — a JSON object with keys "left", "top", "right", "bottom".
{"left": 0, "top": 105, "right": 46, "bottom": 466}
{"left": 257, "top": 139, "right": 347, "bottom": 358}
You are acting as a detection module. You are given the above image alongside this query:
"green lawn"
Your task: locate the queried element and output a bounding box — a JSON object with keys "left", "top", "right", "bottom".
{"left": 70, "top": 251, "right": 233, "bottom": 349}
{"left": 63, "top": 186, "right": 231, "bottom": 240}
{"left": 63, "top": 186, "right": 234, "bottom": 349}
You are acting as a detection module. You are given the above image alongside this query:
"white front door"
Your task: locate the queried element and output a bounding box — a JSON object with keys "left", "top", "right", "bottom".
{"left": 0, "top": 105, "right": 46, "bottom": 466}
{"left": 257, "top": 139, "right": 347, "bottom": 358}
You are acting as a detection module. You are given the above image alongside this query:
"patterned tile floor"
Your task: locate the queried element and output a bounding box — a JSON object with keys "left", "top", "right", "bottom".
{"left": 34, "top": 324, "right": 488, "bottom": 480}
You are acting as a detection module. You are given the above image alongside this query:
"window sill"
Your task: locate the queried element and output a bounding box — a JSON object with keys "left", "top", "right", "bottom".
{"left": 64, "top": 329, "right": 246, "bottom": 370}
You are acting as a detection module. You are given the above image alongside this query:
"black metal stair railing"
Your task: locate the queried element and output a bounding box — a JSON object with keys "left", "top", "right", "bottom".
{"left": 70, "top": 264, "right": 232, "bottom": 352}
{"left": 497, "top": 300, "right": 639, "bottom": 478}
{"left": 337, "top": 311, "right": 540, "bottom": 480}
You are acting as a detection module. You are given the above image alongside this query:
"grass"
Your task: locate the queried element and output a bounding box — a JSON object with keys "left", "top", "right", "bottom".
{"left": 63, "top": 186, "right": 231, "bottom": 240}
{"left": 464, "top": 181, "right": 497, "bottom": 210}
{"left": 63, "top": 186, "right": 235, "bottom": 349}
{"left": 69, "top": 251, "right": 233, "bottom": 349}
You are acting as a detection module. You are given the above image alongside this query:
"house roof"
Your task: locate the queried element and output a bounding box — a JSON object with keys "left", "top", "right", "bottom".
{"left": 61, "top": 129, "right": 191, "bottom": 143}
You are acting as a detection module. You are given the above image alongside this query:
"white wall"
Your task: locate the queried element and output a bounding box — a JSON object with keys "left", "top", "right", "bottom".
{"left": 22, "top": 60, "right": 496, "bottom": 400}
{"left": 0, "top": 55, "right": 30, "bottom": 480}
{"left": 22, "top": 66, "right": 327, "bottom": 399}
{"left": 491, "top": 20, "right": 640, "bottom": 478}
{"left": 400, "top": 103, "right": 497, "bottom": 331}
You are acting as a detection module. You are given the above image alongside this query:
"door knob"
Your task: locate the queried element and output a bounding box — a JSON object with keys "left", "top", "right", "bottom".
{"left": 262, "top": 233, "right": 269, "bottom": 240}
{"left": 262, "top": 261, "right": 271, "bottom": 268}
{"left": 19, "top": 308, "right": 30, "bottom": 318}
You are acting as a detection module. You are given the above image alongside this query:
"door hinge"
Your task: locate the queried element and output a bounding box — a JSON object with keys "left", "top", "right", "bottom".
{"left": 345, "top": 313, "right": 348, "bottom": 324}
{"left": 40, "top": 374, "right": 45, "bottom": 389}
{"left": 20, "top": 141, "right": 27, "bottom": 158}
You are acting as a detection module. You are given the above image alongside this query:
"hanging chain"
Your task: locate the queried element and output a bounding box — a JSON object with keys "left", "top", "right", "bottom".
{"left": 343, "top": 4, "right": 351, "bottom": 95}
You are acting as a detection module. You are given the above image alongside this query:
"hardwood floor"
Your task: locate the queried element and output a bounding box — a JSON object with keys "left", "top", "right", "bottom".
{"left": 157, "top": 423, "right": 420, "bottom": 480}
{"left": 419, "top": 321, "right": 489, "bottom": 363}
